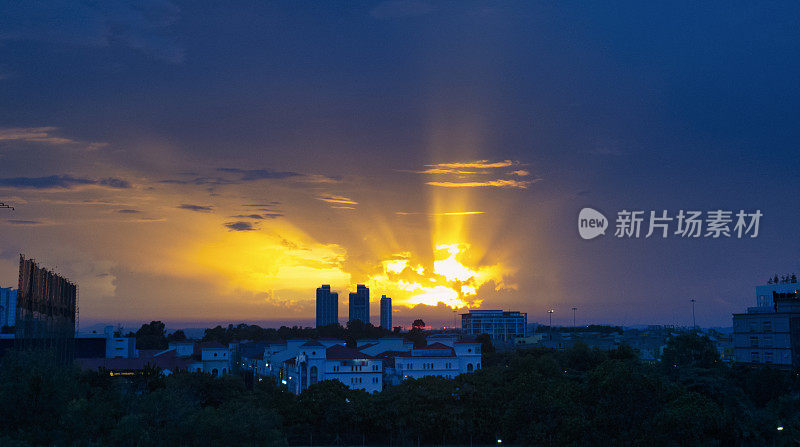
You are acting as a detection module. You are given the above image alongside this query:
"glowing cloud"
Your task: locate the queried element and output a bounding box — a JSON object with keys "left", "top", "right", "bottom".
{"left": 317, "top": 194, "right": 358, "bottom": 205}
{"left": 426, "top": 160, "right": 515, "bottom": 169}
{"left": 426, "top": 179, "right": 534, "bottom": 189}
{"left": 365, "top": 243, "right": 507, "bottom": 309}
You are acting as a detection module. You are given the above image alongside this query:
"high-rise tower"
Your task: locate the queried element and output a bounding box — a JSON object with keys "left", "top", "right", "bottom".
{"left": 348, "top": 284, "right": 369, "bottom": 324}
{"left": 315, "top": 285, "right": 338, "bottom": 327}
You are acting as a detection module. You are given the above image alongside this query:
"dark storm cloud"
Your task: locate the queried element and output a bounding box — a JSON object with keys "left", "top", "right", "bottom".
{"left": 0, "top": 0, "right": 184, "bottom": 63}
{"left": 117, "top": 209, "right": 141, "bottom": 214}
{"left": 217, "top": 168, "right": 301, "bottom": 181}
{"left": 224, "top": 221, "right": 255, "bottom": 231}
{"left": 0, "top": 175, "right": 130, "bottom": 189}
{"left": 177, "top": 204, "right": 212, "bottom": 212}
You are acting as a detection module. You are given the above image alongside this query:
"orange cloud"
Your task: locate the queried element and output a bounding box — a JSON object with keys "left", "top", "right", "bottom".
{"left": 426, "top": 179, "right": 535, "bottom": 189}
{"left": 317, "top": 194, "right": 358, "bottom": 205}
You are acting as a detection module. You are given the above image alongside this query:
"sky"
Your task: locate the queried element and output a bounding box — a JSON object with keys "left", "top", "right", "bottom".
{"left": 0, "top": 1, "right": 799, "bottom": 329}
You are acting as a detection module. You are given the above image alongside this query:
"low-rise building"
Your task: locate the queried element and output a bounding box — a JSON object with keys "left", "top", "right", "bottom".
{"left": 283, "top": 341, "right": 383, "bottom": 394}
{"left": 461, "top": 309, "right": 527, "bottom": 342}
{"left": 733, "top": 284, "right": 800, "bottom": 367}
{"left": 244, "top": 335, "right": 483, "bottom": 394}
{"left": 0, "top": 287, "right": 16, "bottom": 329}
{"left": 78, "top": 338, "right": 235, "bottom": 377}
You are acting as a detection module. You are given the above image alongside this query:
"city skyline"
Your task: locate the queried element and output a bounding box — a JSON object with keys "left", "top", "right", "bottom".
{"left": 0, "top": 2, "right": 799, "bottom": 328}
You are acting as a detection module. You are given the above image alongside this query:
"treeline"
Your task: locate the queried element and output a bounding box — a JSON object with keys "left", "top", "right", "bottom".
{"left": 1, "top": 333, "right": 799, "bottom": 446}
{"left": 132, "top": 320, "right": 398, "bottom": 350}
{"left": 535, "top": 324, "right": 624, "bottom": 334}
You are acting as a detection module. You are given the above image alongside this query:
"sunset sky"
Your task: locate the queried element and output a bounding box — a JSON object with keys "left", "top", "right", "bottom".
{"left": 1, "top": 1, "right": 799, "bottom": 328}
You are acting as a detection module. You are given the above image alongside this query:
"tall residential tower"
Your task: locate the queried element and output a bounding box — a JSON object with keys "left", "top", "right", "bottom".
{"left": 315, "top": 285, "right": 338, "bottom": 327}
{"left": 348, "top": 284, "right": 369, "bottom": 324}
{"left": 380, "top": 295, "right": 392, "bottom": 329}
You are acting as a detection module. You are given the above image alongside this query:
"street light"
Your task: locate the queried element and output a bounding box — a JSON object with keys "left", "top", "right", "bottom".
{"left": 548, "top": 309, "right": 554, "bottom": 341}
{"left": 777, "top": 426, "right": 784, "bottom": 431}
{"left": 690, "top": 299, "right": 696, "bottom": 328}
{"left": 572, "top": 307, "right": 577, "bottom": 327}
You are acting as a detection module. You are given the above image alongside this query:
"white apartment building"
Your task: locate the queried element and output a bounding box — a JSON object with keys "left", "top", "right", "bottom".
{"left": 378, "top": 335, "right": 482, "bottom": 384}
{"left": 283, "top": 340, "right": 383, "bottom": 394}
{"left": 243, "top": 335, "right": 483, "bottom": 394}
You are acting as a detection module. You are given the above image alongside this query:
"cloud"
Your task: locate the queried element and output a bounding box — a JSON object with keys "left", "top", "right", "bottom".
{"left": 412, "top": 168, "right": 481, "bottom": 175}
{"left": 177, "top": 204, "right": 212, "bottom": 212}
{"left": 217, "top": 168, "right": 301, "bottom": 181}
{"left": 370, "top": 0, "right": 433, "bottom": 19}
{"left": 0, "top": 175, "right": 130, "bottom": 189}
{"left": 0, "top": 127, "right": 75, "bottom": 145}
{"left": 5, "top": 219, "right": 46, "bottom": 225}
{"left": 331, "top": 206, "right": 355, "bottom": 210}
{"left": 231, "top": 213, "right": 283, "bottom": 220}
{"left": 317, "top": 194, "right": 358, "bottom": 205}
{"left": 396, "top": 211, "right": 485, "bottom": 216}
{"left": 224, "top": 221, "right": 256, "bottom": 231}
{"left": 0, "top": 1, "right": 185, "bottom": 63}
{"left": 410, "top": 160, "right": 538, "bottom": 189}
{"left": 426, "top": 160, "right": 516, "bottom": 169}
{"left": 117, "top": 209, "right": 141, "bottom": 214}
{"left": 243, "top": 202, "right": 281, "bottom": 207}
{"left": 426, "top": 179, "right": 536, "bottom": 189}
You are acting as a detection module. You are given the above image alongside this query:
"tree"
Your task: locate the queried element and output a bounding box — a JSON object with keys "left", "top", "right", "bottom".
{"left": 135, "top": 321, "right": 168, "bottom": 350}
{"left": 167, "top": 329, "right": 187, "bottom": 342}
{"left": 412, "top": 319, "right": 425, "bottom": 329}
{"left": 475, "top": 333, "right": 495, "bottom": 355}
{"left": 660, "top": 332, "right": 719, "bottom": 373}
{"left": 792, "top": 273, "right": 797, "bottom": 283}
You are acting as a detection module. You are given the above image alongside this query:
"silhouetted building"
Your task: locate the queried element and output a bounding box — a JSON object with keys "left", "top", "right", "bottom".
{"left": 15, "top": 255, "right": 78, "bottom": 363}
{"left": 734, "top": 283, "right": 800, "bottom": 367}
{"left": 349, "top": 284, "right": 369, "bottom": 324}
{"left": 316, "top": 285, "right": 338, "bottom": 327}
{"left": 461, "top": 309, "right": 527, "bottom": 342}
{"left": 380, "top": 295, "right": 392, "bottom": 329}
{"left": 0, "top": 287, "right": 16, "bottom": 328}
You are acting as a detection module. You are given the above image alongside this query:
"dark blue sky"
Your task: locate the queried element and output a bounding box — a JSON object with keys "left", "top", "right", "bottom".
{"left": 0, "top": 1, "right": 798, "bottom": 327}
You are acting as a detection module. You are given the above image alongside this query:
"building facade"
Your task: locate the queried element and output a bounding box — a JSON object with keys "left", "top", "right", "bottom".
{"left": 316, "top": 284, "right": 339, "bottom": 327}
{"left": 380, "top": 295, "right": 392, "bottom": 329}
{"left": 243, "top": 335, "right": 482, "bottom": 394}
{"left": 283, "top": 341, "right": 384, "bottom": 394}
{"left": 0, "top": 287, "right": 16, "bottom": 328}
{"left": 348, "top": 284, "right": 369, "bottom": 324}
{"left": 461, "top": 310, "right": 528, "bottom": 342}
{"left": 733, "top": 286, "right": 800, "bottom": 367}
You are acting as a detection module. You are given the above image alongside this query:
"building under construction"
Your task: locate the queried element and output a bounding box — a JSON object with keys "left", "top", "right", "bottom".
{"left": 15, "top": 255, "right": 78, "bottom": 363}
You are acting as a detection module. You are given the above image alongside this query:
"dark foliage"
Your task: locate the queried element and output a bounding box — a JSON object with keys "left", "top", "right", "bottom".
{"left": 1, "top": 333, "right": 799, "bottom": 446}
